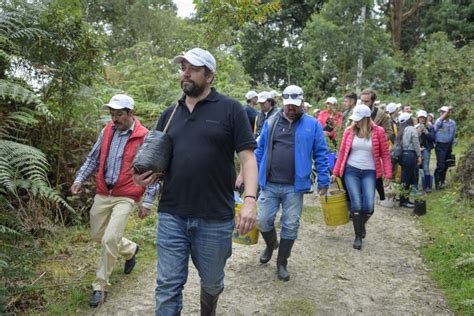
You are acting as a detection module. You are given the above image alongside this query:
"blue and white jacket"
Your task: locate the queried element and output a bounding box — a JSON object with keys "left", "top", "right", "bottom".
{"left": 255, "top": 110, "right": 330, "bottom": 192}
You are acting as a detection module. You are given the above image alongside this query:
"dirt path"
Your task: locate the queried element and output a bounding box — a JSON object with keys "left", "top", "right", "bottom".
{"left": 88, "top": 195, "right": 452, "bottom": 315}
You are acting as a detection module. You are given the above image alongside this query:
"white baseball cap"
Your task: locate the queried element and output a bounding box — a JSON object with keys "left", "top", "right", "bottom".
{"left": 304, "top": 102, "right": 312, "bottom": 108}
{"left": 417, "top": 110, "right": 428, "bottom": 118}
{"left": 102, "top": 94, "right": 134, "bottom": 110}
{"left": 282, "top": 85, "right": 304, "bottom": 106}
{"left": 349, "top": 104, "right": 371, "bottom": 122}
{"left": 438, "top": 106, "right": 450, "bottom": 112}
{"left": 399, "top": 112, "right": 412, "bottom": 124}
{"left": 257, "top": 91, "right": 272, "bottom": 103}
{"left": 270, "top": 90, "right": 281, "bottom": 98}
{"left": 313, "top": 108, "right": 321, "bottom": 114}
{"left": 245, "top": 90, "right": 258, "bottom": 100}
{"left": 325, "top": 97, "right": 337, "bottom": 104}
{"left": 173, "top": 48, "right": 216, "bottom": 73}
{"left": 386, "top": 102, "right": 400, "bottom": 114}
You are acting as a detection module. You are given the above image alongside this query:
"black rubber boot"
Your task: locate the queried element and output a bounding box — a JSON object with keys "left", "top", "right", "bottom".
{"left": 362, "top": 212, "right": 372, "bottom": 239}
{"left": 260, "top": 229, "right": 279, "bottom": 264}
{"left": 200, "top": 288, "right": 219, "bottom": 316}
{"left": 276, "top": 239, "right": 295, "bottom": 281}
{"left": 352, "top": 213, "right": 363, "bottom": 250}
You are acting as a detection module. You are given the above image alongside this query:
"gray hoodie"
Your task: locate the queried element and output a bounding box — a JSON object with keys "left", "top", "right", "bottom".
{"left": 402, "top": 126, "right": 421, "bottom": 157}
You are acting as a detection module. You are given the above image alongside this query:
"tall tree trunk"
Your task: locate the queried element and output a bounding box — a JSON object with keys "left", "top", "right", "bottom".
{"left": 392, "top": 0, "right": 403, "bottom": 50}
{"left": 388, "top": 0, "right": 423, "bottom": 50}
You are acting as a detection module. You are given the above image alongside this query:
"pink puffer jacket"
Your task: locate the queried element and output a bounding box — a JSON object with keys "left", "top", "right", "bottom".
{"left": 333, "top": 123, "right": 392, "bottom": 179}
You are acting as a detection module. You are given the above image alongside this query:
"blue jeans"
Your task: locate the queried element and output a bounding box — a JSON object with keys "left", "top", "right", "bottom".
{"left": 257, "top": 182, "right": 304, "bottom": 240}
{"left": 343, "top": 165, "right": 376, "bottom": 213}
{"left": 422, "top": 149, "right": 431, "bottom": 175}
{"left": 400, "top": 150, "right": 417, "bottom": 202}
{"left": 155, "top": 212, "right": 233, "bottom": 315}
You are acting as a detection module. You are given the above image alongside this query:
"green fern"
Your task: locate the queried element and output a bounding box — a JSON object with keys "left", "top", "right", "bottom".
{"left": 0, "top": 140, "right": 74, "bottom": 213}
{"left": 0, "top": 79, "right": 53, "bottom": 119}
{"left": 455, "top": 252, "right": 474, "bottom": 268}
{"left": 0, "top": 9, "right": 48, "bottom": 40}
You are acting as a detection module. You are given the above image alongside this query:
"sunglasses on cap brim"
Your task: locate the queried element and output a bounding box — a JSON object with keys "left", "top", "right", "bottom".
{"left": 282, "top": 93, "right": 303, "bottom": 100}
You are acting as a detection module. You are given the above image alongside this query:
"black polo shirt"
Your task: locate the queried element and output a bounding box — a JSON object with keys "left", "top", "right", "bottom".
{"left": 268, "top": 113, "right": 295, "bottom": 184}
{"left": 155, "top": 88, "right": 257, "bottom": 220}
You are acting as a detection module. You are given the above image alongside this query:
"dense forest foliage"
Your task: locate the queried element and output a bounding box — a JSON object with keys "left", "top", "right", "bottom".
{"left": 0, "top": 0, "right": 473, "bottom": 313}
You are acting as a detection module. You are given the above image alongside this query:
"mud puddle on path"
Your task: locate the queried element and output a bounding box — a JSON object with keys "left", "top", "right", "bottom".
{"left": 85, "top": 195, "right": 451, "bottom": 315}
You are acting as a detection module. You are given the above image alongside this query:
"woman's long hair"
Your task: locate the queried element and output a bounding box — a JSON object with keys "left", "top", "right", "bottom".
{"left": 351, "top": 117, "right": 372, "bottom": 140}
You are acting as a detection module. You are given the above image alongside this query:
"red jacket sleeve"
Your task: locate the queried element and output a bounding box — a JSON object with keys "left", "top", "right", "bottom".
{"left": 378, "top": 126, "right": 392, "bottom": 179}
{"left": 333, "top": 129, "right": 349, "bottom": 177}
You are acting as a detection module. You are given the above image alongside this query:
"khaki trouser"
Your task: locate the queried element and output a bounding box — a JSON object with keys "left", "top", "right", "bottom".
{"left": 90, "top": 194, "right": 137, "bottom": 291}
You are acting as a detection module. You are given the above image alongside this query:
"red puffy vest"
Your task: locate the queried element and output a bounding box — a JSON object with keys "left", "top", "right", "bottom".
{"left": 95, "top": 119, "right": 148, "bottom": 201}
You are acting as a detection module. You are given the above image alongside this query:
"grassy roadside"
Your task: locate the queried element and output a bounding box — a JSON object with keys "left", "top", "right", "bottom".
{"left": 418, "top": 139, "right": 473, "bottom": 315}
{"left": 5, "top": 212, "right": 158, "bottom": 314}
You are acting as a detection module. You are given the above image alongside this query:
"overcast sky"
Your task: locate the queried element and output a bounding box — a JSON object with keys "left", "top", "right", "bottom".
{"left": 173, "top": 0, "right": 195, "bottom": 18}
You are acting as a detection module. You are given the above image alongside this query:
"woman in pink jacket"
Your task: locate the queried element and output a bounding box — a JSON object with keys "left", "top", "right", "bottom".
{"left": 333, "top": 105, "right": 392, "bottom": 250}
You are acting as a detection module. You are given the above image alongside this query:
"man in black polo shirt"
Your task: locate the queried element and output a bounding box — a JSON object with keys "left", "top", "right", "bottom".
{"left": 134, "top": 48, "right": 258, "bottom": 315}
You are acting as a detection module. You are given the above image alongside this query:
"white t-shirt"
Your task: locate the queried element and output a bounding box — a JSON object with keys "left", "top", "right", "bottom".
{"left": 347, "top": 135, "right": 375, "bottom": 170}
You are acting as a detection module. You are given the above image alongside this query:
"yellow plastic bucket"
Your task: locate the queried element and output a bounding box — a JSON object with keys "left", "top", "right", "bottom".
{"left": 320, "top": 190, "right": 350, "bottom": 226}
{"left": 232, "top": 203, "right": 259, "bottom": 245}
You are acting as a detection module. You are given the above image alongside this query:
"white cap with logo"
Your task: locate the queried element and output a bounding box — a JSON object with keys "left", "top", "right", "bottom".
{"left": 282, "top": 85, "right": 304, "bottom": 106}
{"left": 245, "top": 90, "right": 258, "bottom": 100}
{"left": 257, "top": 91, "right": 272, "bottom": 103}
{"left": 349, "top": 104, "right": 371, "bottom": 122}
{"left": 102, "top": 94, "right": 134, "bottom": 110}
{"left": 399, "top": 112, "right": 412, "bottom": 124}
{"left": 386, "top": 102, "right": 400, "bottom": 114}
{"left": 417, "top": 110, "right": 428, "bottom": 118}
{"left": 438, "top": 106, "right": 450, "bottom": 112}
{"left": 173, "top": 48, "right": 217, "bottom": 73}
{"left": 325, "top": 97, "right": 337, "bottom": 104}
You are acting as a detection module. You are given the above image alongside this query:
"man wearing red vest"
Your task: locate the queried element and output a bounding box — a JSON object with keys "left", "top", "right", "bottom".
{"left": 70, "top": 94, "right": 157, "bottom": 307}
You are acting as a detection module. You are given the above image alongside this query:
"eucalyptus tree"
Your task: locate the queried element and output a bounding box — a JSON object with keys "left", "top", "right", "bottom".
{"left": 301, "top": 0, "right": 402, "bottom": 100}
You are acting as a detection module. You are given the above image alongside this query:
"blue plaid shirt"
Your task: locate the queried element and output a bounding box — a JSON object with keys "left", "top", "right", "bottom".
{"left": 74, "top": 121, "right": 158, "bottom": 208}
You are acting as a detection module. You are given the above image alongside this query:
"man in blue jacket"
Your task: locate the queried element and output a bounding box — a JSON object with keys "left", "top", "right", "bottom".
{"left": 255, "top": 85, "right": 330, "bottom": 281}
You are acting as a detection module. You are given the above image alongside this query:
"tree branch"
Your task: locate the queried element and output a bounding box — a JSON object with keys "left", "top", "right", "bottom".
{"left": 402, "top": 0, "right": 423, "bottom": 22}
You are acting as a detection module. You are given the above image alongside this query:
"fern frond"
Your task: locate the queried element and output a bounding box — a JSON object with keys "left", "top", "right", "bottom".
{"left": 0, "top": 10, "right": 47, "bottom": 40}
{"left": 0, "top": 79, "right": 53, "bottom": 119}
{"left": 0, "top": 140, "right": 49, "bottom": 194}
{"left": 7, "top": 110, "right": 39, "bottom": 127}
{"left": 0, "top": 140, "right": 75, "bottom": 214}
{"left": 10, "top": 27, "right": 48, "bottom": 40}
{"left": 0, "top": 197, "right": 30, "bottom": 243}
{"left": 455, "top": 253, "right": 474, "bottom": 268}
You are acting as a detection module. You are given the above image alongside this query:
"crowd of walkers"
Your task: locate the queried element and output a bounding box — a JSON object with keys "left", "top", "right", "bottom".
{"left": 244, "top": 88, "right": 456, "bottom": 199}
{"left": 70, "top": 47, "right": 457, "bottom": 315}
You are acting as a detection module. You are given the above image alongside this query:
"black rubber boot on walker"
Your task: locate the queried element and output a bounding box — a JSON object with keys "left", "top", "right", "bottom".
{"left": 260, "top": 228, "right": 279, "bottom": 264}
{"left": 352, "top": 213, "right": 363, "bottom": 250}
{"left": 362, "top": 212, "right": 373, "bottom": 239}
{"left": 200, "top": 288, "right": 219, "bottom": 316}
{"left": 276, "top": 239, "right": 295, "bottom": 281}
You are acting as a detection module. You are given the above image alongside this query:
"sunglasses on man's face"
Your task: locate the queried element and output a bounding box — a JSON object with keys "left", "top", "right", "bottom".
{"left": 282, "top": 93, "right": 303, "bottom": 99}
